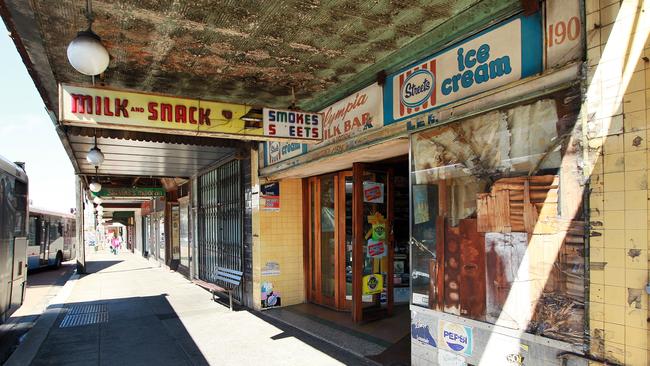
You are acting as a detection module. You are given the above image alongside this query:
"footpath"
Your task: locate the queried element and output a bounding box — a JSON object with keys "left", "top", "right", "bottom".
{"left": 5, "top": 249, "right": 374, "bottom": 366}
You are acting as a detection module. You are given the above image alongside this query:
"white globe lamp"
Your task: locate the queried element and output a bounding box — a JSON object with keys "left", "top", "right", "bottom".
{"left": 87, "top": 146, "right": 105, "bottom": 166}
{"left": 89, "top": 181, "right": 102, "bottom": 192}
{"left": 67, "top": 30, "right": 109, "bottom": 76}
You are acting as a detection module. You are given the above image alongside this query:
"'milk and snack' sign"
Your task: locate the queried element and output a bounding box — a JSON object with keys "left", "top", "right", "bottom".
{"left": 60, "top": 84, "right": 321, "bottom": 142}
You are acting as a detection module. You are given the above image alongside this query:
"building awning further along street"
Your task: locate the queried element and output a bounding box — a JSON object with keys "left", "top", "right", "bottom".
{"left": 67, "top": 127, "right": 244, "bottom": 178}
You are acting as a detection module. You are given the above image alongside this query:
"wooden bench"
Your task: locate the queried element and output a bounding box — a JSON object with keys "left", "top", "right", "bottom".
{"left": 192, "top": 267, "right": 243, "bottom": 310}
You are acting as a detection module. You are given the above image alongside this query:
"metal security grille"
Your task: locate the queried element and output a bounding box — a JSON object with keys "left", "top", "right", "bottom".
{"left": 197, "top": 159, "right": 244, "bottom": 302}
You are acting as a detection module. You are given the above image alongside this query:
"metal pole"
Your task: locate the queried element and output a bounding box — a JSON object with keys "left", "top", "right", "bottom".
{"left": 76, "top": 176, "right": 86, "bottom": 273}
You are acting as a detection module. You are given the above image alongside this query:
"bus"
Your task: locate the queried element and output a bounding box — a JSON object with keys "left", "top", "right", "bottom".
{"left": 0, "top": 155, "right": 28, "bottom": 322}
{"left": 27, "top": 208, "right": 76, "bottom": 270}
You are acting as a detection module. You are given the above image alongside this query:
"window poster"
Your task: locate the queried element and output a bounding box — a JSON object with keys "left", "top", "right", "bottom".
{"left": 413, "top": 185, "right": 430, "bottom": 224}
{"left": 363, "top": 181, "right": 384, "bottom": 203}
{"left": 362, "top": 274, "right": 383, "bottom": 295}
{"left": 260, "top": 182, "right": 280, "bottom": 212}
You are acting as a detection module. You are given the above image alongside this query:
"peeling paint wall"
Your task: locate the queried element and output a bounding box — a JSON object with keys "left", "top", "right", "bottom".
{"left": 583, "top": 0, "right": 650, "bottom": 365}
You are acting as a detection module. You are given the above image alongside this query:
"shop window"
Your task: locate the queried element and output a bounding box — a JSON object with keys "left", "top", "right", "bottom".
{"left": 409, "top": 92, "right": 585, "bottom": 345}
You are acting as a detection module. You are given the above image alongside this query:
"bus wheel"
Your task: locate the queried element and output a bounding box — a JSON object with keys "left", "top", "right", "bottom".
{"left": 54, "top": 252, "right": 63, "bottom": 269}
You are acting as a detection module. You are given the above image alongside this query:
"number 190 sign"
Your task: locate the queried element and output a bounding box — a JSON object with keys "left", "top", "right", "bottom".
{"left": 545, "top": 0, "right": 583, "bottom": 68}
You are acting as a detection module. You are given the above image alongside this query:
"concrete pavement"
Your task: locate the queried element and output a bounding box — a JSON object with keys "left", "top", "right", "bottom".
{"left": 7, "top": 249, "right": 375, "bottom": 366}
{"left": 0, "top": 261, "right": 75, "bottom": 363}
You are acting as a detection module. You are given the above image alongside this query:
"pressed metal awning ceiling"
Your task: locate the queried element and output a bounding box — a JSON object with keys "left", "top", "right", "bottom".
{"left": 2, "top": 0, "right": 523, "bottom": 178}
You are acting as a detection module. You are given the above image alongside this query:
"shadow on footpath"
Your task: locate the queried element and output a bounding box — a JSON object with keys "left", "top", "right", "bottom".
{"left": 251, "top": 311, "right": 378, "bottom": 366}
{"left": 29, "top": 294, "right": 209, "bottom": 366}
{"left": 83, "top": 260, "right": 123, "bottom": 273}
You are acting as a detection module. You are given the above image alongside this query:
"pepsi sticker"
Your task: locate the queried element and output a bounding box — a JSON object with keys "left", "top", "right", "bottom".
{"left": 438, "top": 320, "right": 473, "bottom": 356}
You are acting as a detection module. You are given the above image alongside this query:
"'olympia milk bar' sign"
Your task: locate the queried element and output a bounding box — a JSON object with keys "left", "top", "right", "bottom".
{"left": 385, "top": 14, "right": 542, "bottom": 123}
{"left": 59, "top": 84, "right": 322, "bottom": 143}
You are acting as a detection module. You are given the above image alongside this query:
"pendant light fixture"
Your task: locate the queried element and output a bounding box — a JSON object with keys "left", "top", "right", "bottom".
{"left": 86, "top": 132, "right": 105, "bottom": 167}
{"left": 89, "top": 166, "right": 102, "bottom": 193}
{"left": 67, "top": 0, "right": 110, "bottom": 76}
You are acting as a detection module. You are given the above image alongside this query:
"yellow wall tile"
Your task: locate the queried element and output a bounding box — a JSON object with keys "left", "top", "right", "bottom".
{"left": 624, "top": 110, "right": 647, "bottom": 132}
{"left": 625, "top": 345, "right": 648, "bottom": 366}
{"left": 604, "top": 211, "right": 626, "bottom": 229}
{"left": 625, "top": 327, "right": 648, "bottom": 349}
{"left": 625, "top": 309, "right": 647, "bottom": 329}
{"left": 625, "top": 170, "right": 648, "bottom": 191}
{"left": 604, "top": 191, "right": 625, "bottom": 210}
{"left": 604, "top": 172, "right": 625, "bottom": 192}
{"left": 605, "top": 321, "right": 626, "bottom": 344}
{"left": 604, "top": 304, "right": 626, "bottom": 325}
{"left": 604, "top": 285, "right": 626, "bottom": 306}
{"left": 624, "top": 190, "right": 647, "bottom": 210}
{"left": 625, "top": 151, "right": 648, "bottom": 171}
{"left": 625, "top": 229, "right": 648, "bottom": 249}
{"left": 604, "top": 229, "right": 626, "bottom": 248}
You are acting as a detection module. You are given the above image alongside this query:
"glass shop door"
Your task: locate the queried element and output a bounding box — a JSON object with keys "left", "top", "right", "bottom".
{"left": 352, "top": 163, "right": 394, "bottom": 322}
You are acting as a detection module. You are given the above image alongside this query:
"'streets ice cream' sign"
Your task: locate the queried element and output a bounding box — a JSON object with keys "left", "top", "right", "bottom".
{"left": 263, "top": 108, "right": 321, "bottom": 140}
{"left": 386, "top": 14, "right": 542, "bottom": 123}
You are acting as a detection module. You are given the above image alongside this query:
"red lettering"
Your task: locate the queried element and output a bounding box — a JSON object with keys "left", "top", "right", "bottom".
{"left": 95, "top": 96, "right": 102, "bottom": 115}
{"left": 352, "top": 116, "right": 362, "bottom": 129}
{"left": 160, "top": 103, "right": 172, "bottom": 122}
{"left": 296, "top": 126, "right": 303, "bottom": 136}
{"left": 115, "top": 98, "right": 129, "bottom": 117}
{"left": 70, "top": 94, "right": 92, "bottom": 113}
{"left": 362, "top": 112, "right": 371, "bottom": 125}
{"left": 104, "top": 97, "right": 113, "bottom": 116}
{"left": 148, "top": 102, "right": 158, "bottom": 120}
{"left": 175, "top": 105, "right": 187, "bottom": 123}
{"left": 344, "top": 119, "right": 351, "bottom": 132}
{"left": 189, "top": 107, "right": 198, "bottom": 124}
{"left": 312, "top": 127, "right": 319, "bottom": 139}
{"left": 199, "top": 108, "right": 211, "bottom": 125}
{"left": 269, "top": 124, "right": 276, "bottom": 135}
{"left": 296, "top": 114, "right": 304, "bottom": 124}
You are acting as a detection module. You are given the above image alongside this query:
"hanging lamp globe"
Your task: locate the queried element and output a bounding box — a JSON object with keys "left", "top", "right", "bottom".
{"left": 93, "top": 196, "right": 102, "bottom": 205}
{"left": 89, "top": 181, "right": 102, "bottom": 193}
{"left": 67, "top": 29, "right": 109, "bottom": 76}
{"left": 86, "top": 146, "right": 104, "bottom": 166}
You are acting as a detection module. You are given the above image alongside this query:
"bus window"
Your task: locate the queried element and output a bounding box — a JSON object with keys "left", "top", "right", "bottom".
{"left": 49, "top": 220, "right": 60, "bottom": 242}
{"left": 28, "top": 216, "right": 38, "bottom": 246}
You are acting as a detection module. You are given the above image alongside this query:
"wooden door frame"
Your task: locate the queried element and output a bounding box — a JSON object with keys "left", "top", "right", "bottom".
{"left": 352, "top": 163, "right": 395, "bottom": 322}
{"left": 305, "top": 174, "right": 339, "bottom": 309}
{"left": 337, "top": 171, "right": 353, "bottom": 310}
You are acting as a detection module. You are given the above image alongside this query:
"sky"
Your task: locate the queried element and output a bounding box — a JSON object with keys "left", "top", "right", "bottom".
{"left": 0, "top": 22, "right": 76, "bottom": 213}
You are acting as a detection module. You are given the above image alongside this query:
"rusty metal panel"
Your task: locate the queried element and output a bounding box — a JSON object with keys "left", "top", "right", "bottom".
{"left": 458, "top": 219, "right": 486, "bottom": 320}
{"left": 485, "top": 231, "right": 528, "bottom": 328}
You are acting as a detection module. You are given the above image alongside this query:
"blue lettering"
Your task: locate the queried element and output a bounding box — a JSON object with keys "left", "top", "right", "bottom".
{"left": 268, "top": 110, "right": 275, "bottom": 122}
{"left": 440, "top": 43, "right": 510, "bottom": 96}
{"left": 465, "top": 49, "right": 477, "bottom": 68}
{"left": 456, "top": 47, "right": 465, "bottom": 71}
{"left": 461, "top": 70, "right": 473, "bottom": 88}
{"left": 441, "top": 78, "right": 452, "bottom": 95}
{"left": 475, "top": 64, "right": 489, "bottom": 84}
{"left": 489, "top": 56, "right": 511, "bottom": 77}
{"left": 477, "top": 44, "right": 490, "bottom": 63}
{"left": 288, "top": 112, "right": 295, "bottom": 123}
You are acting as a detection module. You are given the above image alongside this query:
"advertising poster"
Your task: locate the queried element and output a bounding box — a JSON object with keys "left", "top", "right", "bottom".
{"left": 367, "top": 239, "right": 386, "bottom": 258}
{"left": 362, "top": 274, "right": 383, "bottom": 295}
{"left": 413, "top": 185, "right": 430, "bottom": 224}
{"left": 260, "top": 182, "right": 280, "bottom": 212}
{"left": 261, "top": 261, "right": 280, "bottom": 276}
{"left": 261, "top": 282, "right": 281, "bottom": 309}
{"left": 363, "top": 181, "right": 384, "bottom": 203}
